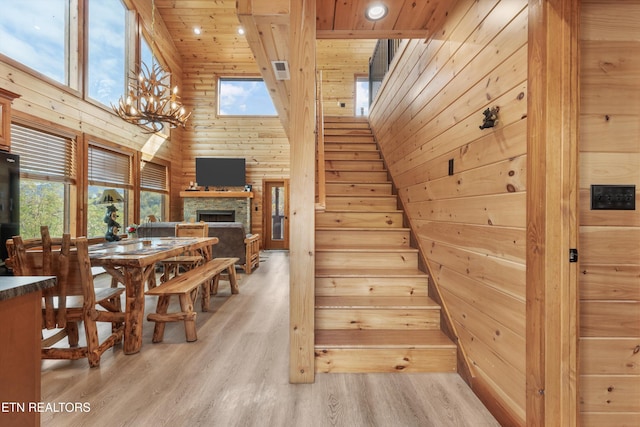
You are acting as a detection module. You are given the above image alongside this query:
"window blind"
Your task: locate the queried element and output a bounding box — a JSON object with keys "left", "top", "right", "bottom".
{"left": 141, "top": 161, "right": 168, "bottom": 192}
{"left": 88, "top": 144, "right": 132, "bottom": 187}
{"left": 10, "top": 123, "right": 77, "bottom": 182}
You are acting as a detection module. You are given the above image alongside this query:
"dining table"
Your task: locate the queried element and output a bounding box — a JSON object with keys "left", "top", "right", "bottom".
{"left": 88, "top": 236, "right": 219, "bottom": 354}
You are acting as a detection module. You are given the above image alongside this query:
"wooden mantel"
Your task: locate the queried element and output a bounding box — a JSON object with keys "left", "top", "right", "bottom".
{"left": 180, "top": 191, "right": 254, "bottom": 199}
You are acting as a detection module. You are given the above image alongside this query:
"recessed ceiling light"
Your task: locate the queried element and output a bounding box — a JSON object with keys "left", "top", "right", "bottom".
{"left": 238, "top": 27, "right": 245, "bottom": 35}
{"left": 365, "top": 3, "right": 388, "bottom": 21}
{"left": 193, "top": 27, "right": 201, "bottom": 35}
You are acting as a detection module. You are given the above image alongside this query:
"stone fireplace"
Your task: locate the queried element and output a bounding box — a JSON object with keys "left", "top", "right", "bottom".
{"left": 181, "top": 191, "right": 253, "bottom": 232}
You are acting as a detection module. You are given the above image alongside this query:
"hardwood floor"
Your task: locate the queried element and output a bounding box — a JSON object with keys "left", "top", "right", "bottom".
{"left": 40, "top": 251, "right": 499, "bottom": 426}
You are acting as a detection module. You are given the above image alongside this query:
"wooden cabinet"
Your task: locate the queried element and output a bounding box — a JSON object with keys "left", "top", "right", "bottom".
{"left": 0, "top": 88, "right": 20, "bottom": 152}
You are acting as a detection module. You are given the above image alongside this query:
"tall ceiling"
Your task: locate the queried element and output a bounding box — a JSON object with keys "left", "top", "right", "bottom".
{"left": 155, "top": 0, "right": 455, "bottom": 63}
{"left": 154, "top": 0, "right": 458, "bottom": 132}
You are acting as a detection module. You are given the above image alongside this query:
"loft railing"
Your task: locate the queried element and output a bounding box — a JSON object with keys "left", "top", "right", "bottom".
{"left": 315, "top": 70, "right": 326, "bottom": 210}
{"left": 369, "top": 39, "right": 401, "bottom": 105}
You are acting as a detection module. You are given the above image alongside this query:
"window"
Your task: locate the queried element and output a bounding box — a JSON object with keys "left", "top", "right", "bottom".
{"left": 355, "top": 76, "right": 369, "bottom": 117}
{"left": 0, "top": 0, "right": 68, "bottom": 84}
{"left": 10, "top": 123, "right": 77, "bottom": 238}
{"left": 87, "top": 0, "right": 126, "bottom": 107}
{"left": 218, "top": 78, "right": 277, "bottom": 116}
{"left": 88, "top": 144, "right": 132, "bottom": 238}
{"left": 140, "top": 161, "right": 168, "bottom": 222}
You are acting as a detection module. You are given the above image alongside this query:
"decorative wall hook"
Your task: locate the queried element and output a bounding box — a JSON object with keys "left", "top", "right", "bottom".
{"left": 479, "top": 106, "right": 500, "bottom": 129}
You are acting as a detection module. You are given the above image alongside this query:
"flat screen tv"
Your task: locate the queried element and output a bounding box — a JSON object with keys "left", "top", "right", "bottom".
{"left": 195, "top": 157, "right": 246, "bottom": 189}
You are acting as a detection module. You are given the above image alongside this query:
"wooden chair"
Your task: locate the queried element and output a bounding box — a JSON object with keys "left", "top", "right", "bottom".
{"left": 159, "top": 222, "right": 210, "bottom": 283}
{"left": 7, "top": 226, "right": 125, "bottom": 368}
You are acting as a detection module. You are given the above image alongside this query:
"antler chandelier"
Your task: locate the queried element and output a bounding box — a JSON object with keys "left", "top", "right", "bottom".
{"left": 113, "top": 62, "right": 190, "bottom": 133}
{"left": 112, "top": 0, "right": 190, "bottom": 133}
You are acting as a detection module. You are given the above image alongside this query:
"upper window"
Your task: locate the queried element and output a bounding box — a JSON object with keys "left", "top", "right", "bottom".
{"left": 218, "top": 78, "right": 277, "bottom": 116}
{"left": 87, "top": 0, "right": 126, "bottom": 107}
{"left": 0, "top": 0, "right": 68, "bottom": 84}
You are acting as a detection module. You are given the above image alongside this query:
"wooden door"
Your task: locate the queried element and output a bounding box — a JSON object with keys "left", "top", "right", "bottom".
{"left": 263, "top": 180, "right": 289, "bottom": 250}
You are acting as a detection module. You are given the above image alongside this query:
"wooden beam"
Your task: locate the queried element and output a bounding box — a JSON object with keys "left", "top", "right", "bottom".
{"left": 237, "top": 0, "right": 291, "bottom": 137}
{"left": 289, "top": 0, "right": 316, "bottom": 384}
{"left": 526, "top": 0, "right": 580, "bottom": 426}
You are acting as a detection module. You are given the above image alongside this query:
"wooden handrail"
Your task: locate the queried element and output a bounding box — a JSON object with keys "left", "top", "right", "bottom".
{"left": 315, "top": 70, "right": 326, "bottom": 210}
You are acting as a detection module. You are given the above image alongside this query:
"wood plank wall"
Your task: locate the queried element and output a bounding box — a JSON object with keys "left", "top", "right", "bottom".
{"left": 180, "top": 60, "right": 290, "bottom": 237}
{"left": 579, "top": 2, "right": 640, "bottom": 426}
{"left": 316, "top": 40, "right": 376, "bottom": 117}
{"left": 368, "top": 0, "right": 529, "bottom": 425}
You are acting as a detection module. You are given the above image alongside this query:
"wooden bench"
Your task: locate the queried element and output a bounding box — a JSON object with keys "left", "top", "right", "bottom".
{"left": 145, "top": 257, "right": 239, "bottom": 343}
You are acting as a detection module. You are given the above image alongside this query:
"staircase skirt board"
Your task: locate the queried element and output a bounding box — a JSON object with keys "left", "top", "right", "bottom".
{"left": 315, "top": 118, "right": 457, "bottom": 374}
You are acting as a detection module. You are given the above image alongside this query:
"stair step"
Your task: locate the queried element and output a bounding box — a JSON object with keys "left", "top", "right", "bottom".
{"left": 325, "top": 195, "right": 398, "bottom": 210}
{"left": 325, "top": 170, "right": 388, "bottom": 182}
{"left": 325, "top": 151, "right": 381, "bottom": 160}
{"left": 325, "top": 159, "right": 385, "bottom": 170}
{"left": 316, "top": 329, "right": 455, "bottom": 349}
{"left": 315, "top": 267, "right": 427, "bottom": 278}
{"left": 316, "top": 275, "right": 429, "bottom": 297}
{"left": 315, "top": 267, "right": 430, "bottom": 298}
{"left": 316, "top": 296, "right": 440, "bottom": 310}
{"left": 326, "top": 182, "right": 392, "bottom": 195}
{"left": 325, "top": 135, "right": 375, "bottom": 144}
{"left": 324, "top": 116, "right": 370, "bottom": 124}
{"left": 316, "top": 249, "right": 418, "bottom": 269}
{"left": 316, "top": 227, "right": 410, "bottom": 247}
{"left": 316, "top": 210, "right": 403, "bottom": 228}
{"left": 324, "top": 128, "right": 372, "bottom": 136}
{"left": 324, "top": 143, "right": 378, "bottom": 151}
{"left": 315, "top": 296, "right": 441, "bottom": 330}
{"left": 315, "top": 330, "right": 457, "bottom": 373}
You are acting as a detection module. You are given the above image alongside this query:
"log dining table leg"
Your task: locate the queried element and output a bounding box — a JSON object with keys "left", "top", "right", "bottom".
{"left": 122, "top": 266, "right": 154, "bottom": 354}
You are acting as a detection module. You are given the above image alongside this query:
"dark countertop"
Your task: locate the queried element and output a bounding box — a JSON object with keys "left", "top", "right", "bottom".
{"left": 0, "top": 276, "right": 56, "bottom": 301}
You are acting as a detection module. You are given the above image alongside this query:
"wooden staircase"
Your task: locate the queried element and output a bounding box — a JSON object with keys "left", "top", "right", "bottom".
{"left": 314, "top": 116, "right": 457, "bottom": 373}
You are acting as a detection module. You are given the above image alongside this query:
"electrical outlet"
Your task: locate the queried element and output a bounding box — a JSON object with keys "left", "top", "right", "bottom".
{"left": 590, "top": 185, "right": 636, "bottom": 210}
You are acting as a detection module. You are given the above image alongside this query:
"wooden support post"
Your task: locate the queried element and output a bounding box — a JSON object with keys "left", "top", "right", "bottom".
{"left": 527, "top": 0, "right": 580, "bottom": 425}
{"left": 289, "top": 0, "right": 316, "bottom": 384}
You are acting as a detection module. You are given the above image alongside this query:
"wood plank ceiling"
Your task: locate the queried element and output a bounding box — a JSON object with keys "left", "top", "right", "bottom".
{"left": 156, "top": 0, "right": 456, "bottom": 63}
{"left": 155, "top": 0, "right": 457, "bottom": 132}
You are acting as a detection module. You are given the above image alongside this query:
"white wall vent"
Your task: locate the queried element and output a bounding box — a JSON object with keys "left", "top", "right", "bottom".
{"left": 271, "top": 60, "right": 290, "bottom": 80}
